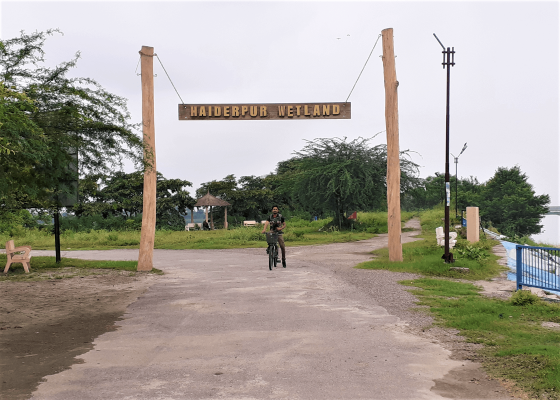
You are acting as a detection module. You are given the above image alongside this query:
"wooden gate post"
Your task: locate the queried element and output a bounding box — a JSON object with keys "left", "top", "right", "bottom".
{"left": 138, "top": 45, "right": 156, "bottom": 271}
{"left": 382, "top": 28, "right": 403, "bottom": 262}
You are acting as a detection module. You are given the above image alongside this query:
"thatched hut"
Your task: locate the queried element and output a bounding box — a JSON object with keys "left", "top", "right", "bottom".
{"left": 194, "top": 191, "right": 231, "bottom": 229}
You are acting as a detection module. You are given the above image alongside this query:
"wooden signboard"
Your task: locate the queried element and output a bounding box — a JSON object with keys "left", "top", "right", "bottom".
{"left": 178, "top": 102, "right": 351, "bottom": 120}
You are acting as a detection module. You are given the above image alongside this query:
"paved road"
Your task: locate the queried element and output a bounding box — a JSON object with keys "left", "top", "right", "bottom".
{"left": 29, "top": 229, "right": 512, "bottom": 399}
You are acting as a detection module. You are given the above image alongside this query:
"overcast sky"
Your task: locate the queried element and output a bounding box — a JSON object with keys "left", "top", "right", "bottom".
{"left": 2, "top": 1, "right": 559, "bottom": 243}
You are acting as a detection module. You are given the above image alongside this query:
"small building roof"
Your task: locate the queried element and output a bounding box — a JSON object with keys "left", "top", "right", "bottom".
{"left": 194, "top": 191, "right": 231, "bottom": 207}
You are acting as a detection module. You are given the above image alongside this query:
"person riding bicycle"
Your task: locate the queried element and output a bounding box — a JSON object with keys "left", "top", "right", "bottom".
{"left": 261, "top": 206, "right": 286, "bottom": 268}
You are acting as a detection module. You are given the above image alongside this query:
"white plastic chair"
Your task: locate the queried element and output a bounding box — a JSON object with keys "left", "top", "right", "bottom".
{"left": 436, "top": 227, "right": 457, "bottom": 249}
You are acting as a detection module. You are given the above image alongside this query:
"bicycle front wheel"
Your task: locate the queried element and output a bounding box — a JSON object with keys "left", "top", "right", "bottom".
{"left": 273, "top": 246, "right": 278, "bottom": 268}
{"left": 269, "top": 250, "right": 273, "bottom": 270}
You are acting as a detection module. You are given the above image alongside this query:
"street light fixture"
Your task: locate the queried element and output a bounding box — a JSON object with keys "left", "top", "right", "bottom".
{"left": 433, "top": 33, "right": 455, "bottom": 264}
{"left": 451, "top": 142, "right": 467, "bottom": 219}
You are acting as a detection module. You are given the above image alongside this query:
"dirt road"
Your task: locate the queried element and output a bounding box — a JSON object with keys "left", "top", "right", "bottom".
{"left": 1, "top": 221, "right": 519, "bottom": 399}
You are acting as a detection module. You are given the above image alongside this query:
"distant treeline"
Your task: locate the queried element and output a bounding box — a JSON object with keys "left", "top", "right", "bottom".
{"left": 2, "top": 138, "right": 549, "bottom": 238}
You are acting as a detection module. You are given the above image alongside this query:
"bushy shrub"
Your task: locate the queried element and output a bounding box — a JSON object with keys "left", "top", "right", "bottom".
{"left": 455, "top": 244, "right": 489, "bottom": 261}
{"left": 356, "top": 212, "right": 388, "bottom": 230}
{"left": 314, "top": 211, "right": 402, "bottom": 233}
{"left": 287, "top": 216, "right": 324, "bottom": 229}
{"left": 59, "top": 214, "right": 143, "bottom": 232}
{"left": 283, "top": 230, "right": 311, "bottom": 242}
{"left": 281, "top": 210, "right": 314, "bottom": 221}
{"left": 291, "top": 229, "right": 306, "bottom": 238}
{"left": 510, "top": 290, "right": 540, "bottom": 306}
{"left": 225, "top": 227, "right": 265, "bottom": 242}
{"left": 4, "top": 225, "right": 27, "bottom": 238}
{"left": 0, "top": 210, "right": 41, "bottom": 235}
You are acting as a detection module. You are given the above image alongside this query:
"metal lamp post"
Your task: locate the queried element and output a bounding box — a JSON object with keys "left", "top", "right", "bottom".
{"left": 434, "top": 33, "right": 455, "bottom": 264}
{"left": 451, "top": 142, "right": 467, "bottom": 218}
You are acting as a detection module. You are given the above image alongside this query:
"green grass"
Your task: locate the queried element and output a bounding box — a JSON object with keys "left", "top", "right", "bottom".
{"left": 0, "top": 213, "right": 417, "bottom": 250}
{"left": 357, "top": 239, "right": 503, "bottom": 280}
{"left": 353, "top": 207, "right": 560, "bottom": 398}
{"left": 404, "top": 278, "right": 560, "bottom": 398}
{"left": 356, "top": 208, "right": 504, "bottom": 280}
{"left": 355, "top": 210, "right": 418, "bottom": 233}
{"left": 0, "top": 254, "right": 162, "bottom": 282}
{"left": 0, "top": 211, "right": 414, "bottom": 283}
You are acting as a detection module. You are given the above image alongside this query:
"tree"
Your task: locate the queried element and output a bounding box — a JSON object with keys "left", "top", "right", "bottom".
{"left": 401, "top": 174, "right": 482, "bottom": 212}
{"left": 0, "top": 29, "right": 143, "bottom": 211}
{"left": 282, "top": 137, "right": 419, "bottom": 228}
{"left": 401, "top": 167, "right": 548, "bottom": 237}
{"left": 196, "top": 174, "right": 237, "bottom": 204}
{"left": 0, "top": 83, "right": 49, "bottom": 210}
{"left": 196, "top": 174, "right": 276, "bottom": 222}
{"left": 401, "top": 173, "right": 446, "bottom": 211}
{"left": 72, "top": 171, "right": 195, "bottom": 230}
{"left": 72, "top": 173, "right": 110, "bottom": 217}
{"left": 156, "top": 175, "right": 196, "bottom": 229}
{"left": 479, "top": 166, "right": 549, "bottom": 237}
{"left": 234, "top": 175, "right": 277, "bottom": 220}
{"left": 456, "top": 176, "right": 483, "bottom": 214}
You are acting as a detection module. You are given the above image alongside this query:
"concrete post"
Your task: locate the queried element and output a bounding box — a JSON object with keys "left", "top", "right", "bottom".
{"left": 467, "top": 207, "right": 480, "bottom": 243}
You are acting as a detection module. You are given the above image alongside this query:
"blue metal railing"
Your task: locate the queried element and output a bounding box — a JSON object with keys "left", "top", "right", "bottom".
{"left": 516, "top": 245, "right": 560, "bottom": 292}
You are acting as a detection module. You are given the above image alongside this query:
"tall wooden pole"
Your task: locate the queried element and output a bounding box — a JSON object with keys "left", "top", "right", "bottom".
{"left": 381, "top": 28, "right": 403, "bottom": 262}
{"left": 138, "top": 46, "right": 156, "bottom": 271}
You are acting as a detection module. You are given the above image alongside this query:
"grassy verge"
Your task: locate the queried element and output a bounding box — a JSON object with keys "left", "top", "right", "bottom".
{"left": 405, "top": 278, "right": 560, "bottom": 399}
{"left": 0, "top": 254, "right": 162, "bottom": 282}
{"left": 0, "top": 212, "right": 417, "bottom": 250}
{"left": 0, "top": 226, "right": 377, "bottom": 250}
{"left": 356, "top": 208, "right": 504, "bottom": 280}
{"left": 357, "top": 207, "right": 560, "bottom": 398}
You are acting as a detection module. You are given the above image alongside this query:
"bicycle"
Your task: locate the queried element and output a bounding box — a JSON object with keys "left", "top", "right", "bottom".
{"left": 265, "top": 231, "right": 280, "bottom": 270}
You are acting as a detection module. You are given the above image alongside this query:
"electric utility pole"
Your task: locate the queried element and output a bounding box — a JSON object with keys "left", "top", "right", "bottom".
{"left": 138, "top": 46, "right": 157, "bottom": 272}
{"left": 434, "top": 33, "right": 455, "bottom": 264}
{"left": 382, "top": 28, "right": 403, "bottom": 262}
